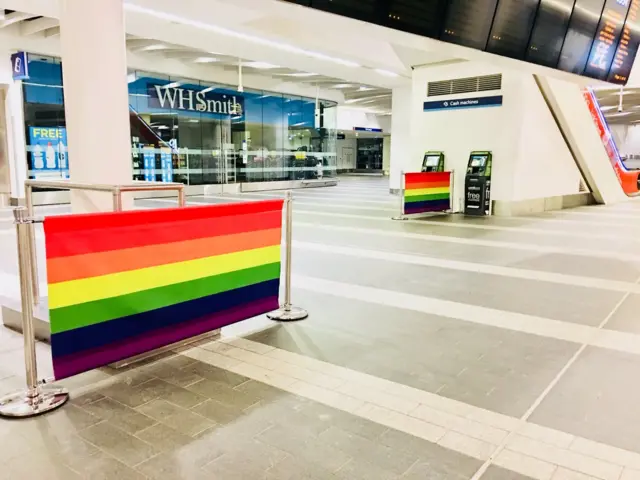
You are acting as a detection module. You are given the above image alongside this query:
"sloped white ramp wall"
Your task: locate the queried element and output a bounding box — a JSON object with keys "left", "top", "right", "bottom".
{"left": 536, "top": 76, "right": 628, "bottom": 205}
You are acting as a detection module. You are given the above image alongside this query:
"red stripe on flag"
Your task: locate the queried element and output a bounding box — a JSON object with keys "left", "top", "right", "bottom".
{"left": 44, "top": 199, "right": 283, "bottom": 234}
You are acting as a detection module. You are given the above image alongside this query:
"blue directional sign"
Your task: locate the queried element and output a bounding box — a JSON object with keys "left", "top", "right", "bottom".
{"left": 10, "top": 52, "right": 29, "bottom": 81}
{"left": 423, "top": 95, "right": 503, "bottom": 112}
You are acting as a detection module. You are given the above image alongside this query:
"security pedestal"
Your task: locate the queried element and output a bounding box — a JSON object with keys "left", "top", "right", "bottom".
{"left": 464, "top": 176, "right": 491, "bottom": 216}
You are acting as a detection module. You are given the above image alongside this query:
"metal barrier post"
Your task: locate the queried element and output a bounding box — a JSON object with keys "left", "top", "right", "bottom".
{"left": 392, "top": 170, "right": 408, "bottom": 221}
{"left": 0, "top": 208, "right": 69, "bottom": 417}
{"left": 113, "top": 187, "right": 123, "bottom": 211}
{"left": 267, "top": 191, "right": 308, "bottom": 322}
{"left": 178, "top": 186, "right": 186, "bottom": 207}
{"left": 25, "top": 184, "right": 39, "bottom": 304}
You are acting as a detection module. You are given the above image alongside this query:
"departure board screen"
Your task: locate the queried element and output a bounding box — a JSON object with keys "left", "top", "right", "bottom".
{"left": 583, "top": 0, "right": 632, "bottom": 80}
{"left": 558, "top": 0, "right": 606, "bottom": 73}
{"left": 288, "top": 0, "right": 640, "bottom": 85}
{"left": 608, "top": 0, "right": 640, "bottom": 82}
{"left": 486, "top": 0, "right": 540, "bottom": 59}
{"left": 441, "top": 0, "right": 499, "bottom": 50}
{"left": 389, "top": 0, "right": 449, "bottom": 38}
{"left": 527, "top": 0, "right": 575, "bottom": 67}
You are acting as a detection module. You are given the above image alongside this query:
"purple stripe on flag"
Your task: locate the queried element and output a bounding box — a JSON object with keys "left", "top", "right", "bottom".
{"left": 52, "top": 297, "right": 278, "bottom": 379}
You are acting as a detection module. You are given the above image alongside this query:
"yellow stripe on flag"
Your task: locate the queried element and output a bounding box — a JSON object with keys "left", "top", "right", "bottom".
{"left": 48, "top": 245, "right": 281, "bottom": 309}
{"left": 405, "top": 187, "right": 450, "bottom": 197}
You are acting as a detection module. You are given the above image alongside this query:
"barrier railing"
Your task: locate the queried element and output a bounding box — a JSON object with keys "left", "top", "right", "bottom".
{"left": 267, "top": 191, "right": 308, "bottom": 321}
{"left": 392, "top": 171, "right": 454, "bottom": 220}
{"left": 0, "top": 188, "right": 306, "bottom": 417}
{"left": 24, "top": 179, "right": 186, "bottom": 305}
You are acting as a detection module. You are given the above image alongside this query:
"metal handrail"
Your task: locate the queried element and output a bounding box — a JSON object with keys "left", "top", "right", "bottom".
{"left": 24, "top": 179, "right": 186, "bottom": 304}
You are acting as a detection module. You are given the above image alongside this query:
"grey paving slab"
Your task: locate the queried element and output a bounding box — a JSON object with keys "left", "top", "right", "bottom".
{"left": 248, "top": 289, "right": 577, "bottom": 417}
{"left": 602, "top": 293, "right": 640, "bottom": 334}
{"left": 480, "top": 466, "right": 535, "bottom": 480}
{"left": 292, "top": 210, "right": 640, "bottom": 254}
{"left": 292, "top": 249, "right": 623, "bottom": 326}
{"left": 295, "top": 224, "right": 640, "bottom": 282}
{"left": 530, "top": 346, "right": 640, "bottom": 454}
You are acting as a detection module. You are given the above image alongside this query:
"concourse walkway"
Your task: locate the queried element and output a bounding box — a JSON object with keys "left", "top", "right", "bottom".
{"left": 1, "top": 177, "right": 640, "bottom": 479}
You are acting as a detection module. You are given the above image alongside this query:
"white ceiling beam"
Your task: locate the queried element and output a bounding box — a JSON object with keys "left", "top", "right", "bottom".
{"left": 0, "top": 11, "right": 37, "bottom": 28}
{"left": 43, "top": 25, "right": 59, "bottom": 37}
{"left": 20, "top": 16, "right": 57, "bottom": 35}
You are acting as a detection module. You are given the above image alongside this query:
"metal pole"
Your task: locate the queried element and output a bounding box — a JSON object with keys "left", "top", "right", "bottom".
{"left": 113, "top": 188, "right": 122, "bottom": 211}
{"left": 0, "top": 208, "right": 69, "bottom": 417}
{"left": 267, "top": 191, "right": 308, "bottom": 322}
{"left": 283, "top": 191, "right": 293, "bottom": 308}
{"left": 25, "top": 185, "right": 39, "bottom": 305}
{"left": 178, "top": 186, "right": 186, "bottom": 207}
{"left": 392, "top": 170, "right": 407, "bottom": 221}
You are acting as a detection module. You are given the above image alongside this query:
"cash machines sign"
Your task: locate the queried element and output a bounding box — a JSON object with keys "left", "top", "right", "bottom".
{"left": 421, "top": 151, "right": 445, "bottom": 172}
{"left": 464, "top": 151, "right": 492, "bottom": 216}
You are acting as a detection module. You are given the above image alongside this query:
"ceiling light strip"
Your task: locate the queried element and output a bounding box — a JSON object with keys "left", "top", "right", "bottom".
{"left": 124, "top": 3, "right": 361, "bottom": 68}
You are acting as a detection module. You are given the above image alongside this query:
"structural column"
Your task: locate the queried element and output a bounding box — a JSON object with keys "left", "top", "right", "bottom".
{"left": 59, "top": 0, "right": 132, "bottom": 212}
{"left": 389, "top": 86, "right": 412, "bottom": 192}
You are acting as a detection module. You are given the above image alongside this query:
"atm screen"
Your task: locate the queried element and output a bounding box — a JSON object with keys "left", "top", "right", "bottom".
{"left": 425, "top": 155, "right": 440, "bottom": 167}
{"left": 470, "top": 156, "right": 487, "bottom": 167}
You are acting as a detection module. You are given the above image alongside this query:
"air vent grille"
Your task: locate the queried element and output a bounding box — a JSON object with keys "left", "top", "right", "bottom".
{"left": 427, "top": 74, "right": 502, "bottom": 97}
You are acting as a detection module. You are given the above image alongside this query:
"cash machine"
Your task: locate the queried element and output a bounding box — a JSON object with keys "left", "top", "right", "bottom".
{"left": 464, "top": 151, "right": 492, "bottom": 216}
{"left": 421, "top": 151, "right": 445, "bottom": 172}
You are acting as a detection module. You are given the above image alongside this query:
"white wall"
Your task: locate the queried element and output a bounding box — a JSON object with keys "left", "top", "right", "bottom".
{"left": 409, "top": 62, "right": 519, "bottom": 211}
{"left": 0, "top": 49, "right": 27, "bottom": 200}
{"left": 511, "top": 75, "right": 582, "bottom": 201}
{"left": 336, "top": 137, "right": 357, "bottom": 171}
{"left": 609, "top": 124, "right": 640, "bottom": 157}
{"left": 336, "top": 107, "right": 389, "bottom": 132}
{"left": 390, "top": 86, "right": 412, "bottom": 189}
{"left": 406, "top": 62, "right": 587, "bottom": 211}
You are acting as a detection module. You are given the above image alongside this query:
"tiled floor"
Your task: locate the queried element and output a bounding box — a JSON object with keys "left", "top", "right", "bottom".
{"left": 2, "top": 176, "right": 640, "bottom": 479}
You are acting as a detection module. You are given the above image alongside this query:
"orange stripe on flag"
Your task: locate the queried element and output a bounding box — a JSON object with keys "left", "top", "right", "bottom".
{"left": 406, "top": 181, "right": 450, "bottom": 190}
{"left": 46, "top": 228, "right": 282, "bottom": 284}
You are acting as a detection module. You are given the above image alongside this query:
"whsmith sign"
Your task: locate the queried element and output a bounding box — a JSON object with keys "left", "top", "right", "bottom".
{"left": 149, "top": 84, "right": 244, "bottom": 116}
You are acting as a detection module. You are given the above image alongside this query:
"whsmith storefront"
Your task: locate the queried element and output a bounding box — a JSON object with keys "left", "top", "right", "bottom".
{"left": 22, "top": 54, "right": 338, "bottom": 196}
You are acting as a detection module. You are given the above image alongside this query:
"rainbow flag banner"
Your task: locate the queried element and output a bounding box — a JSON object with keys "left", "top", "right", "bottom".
{"left": 403, "top": 171, "right": 451, "bottom": 215}
{"left": 44, "top": 200, "right": 283, "bottom": 379}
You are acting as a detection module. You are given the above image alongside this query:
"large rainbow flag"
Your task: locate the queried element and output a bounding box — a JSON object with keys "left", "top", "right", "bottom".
{"left": 403, "top": 172, "right": 451, "bottom": 215}
{"left": 44, "top": 200, "right": 283, "bottom": 379}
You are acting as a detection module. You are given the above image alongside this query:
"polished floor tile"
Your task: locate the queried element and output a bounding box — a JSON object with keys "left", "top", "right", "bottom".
{"left": 2, "top": 176, "right": 640, "bottom": 480}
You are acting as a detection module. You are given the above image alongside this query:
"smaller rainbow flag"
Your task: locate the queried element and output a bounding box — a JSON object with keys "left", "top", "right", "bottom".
{"left": 44, "top": 200, "right": 283, "bottom": 379}
{"left": 403, "top": 172, "right": 451, "bottom": 215}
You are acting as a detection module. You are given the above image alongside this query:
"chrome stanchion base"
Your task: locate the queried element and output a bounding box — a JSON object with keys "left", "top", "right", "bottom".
{"left": 0, "top": 386, "right": 69, "bottom": 418}
{"left": 267, "top": 305, "right": 309, "bottom": 322}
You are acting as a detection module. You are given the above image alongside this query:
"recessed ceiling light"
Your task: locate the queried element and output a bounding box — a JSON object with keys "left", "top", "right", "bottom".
{"left": 124, "top": 4, "right": 361, "bottom": 68}
{"left": 194, "top": 57, "right": 218, "bottom": 63}
{"left": 359, "top": 86, "right": 374, "bottom": 91}
{"left": 244, "top": 61, "right": 279, "bottom": 69}
{"left": 141, "top": 44, "right": 167, "bottom": 51}
{"left": 283, "top": 72, "right": 318, "bottom": 77}
{"left": 334, "top": 84, "right": 353, "bottom": 89}
{"left": 375, "top": 69, "right": 399, "bottom": 77}
{"left": 600, "top": 106, "right": 617, "bottom": 111}
{"left": 163, "top": 82, "right": 181, "bottom": 89}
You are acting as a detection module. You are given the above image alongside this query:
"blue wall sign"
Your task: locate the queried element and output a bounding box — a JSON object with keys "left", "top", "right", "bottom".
{"left": 142, "top": 146, "right": 155, "bottom": 181}
{"left": 423, "top": 95, "right": 503, "bottom": 112}
{"left": 28, "top": 127, "right": 68, "bottom": 179}
{"left": 11, "top": 52, "right": 29, "bottom": 81}
{"left": 160, "top": 148, "right": 173, "bottom": 182}
{"left": 353, "top": 127, "right": 383, "bottom": 132}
